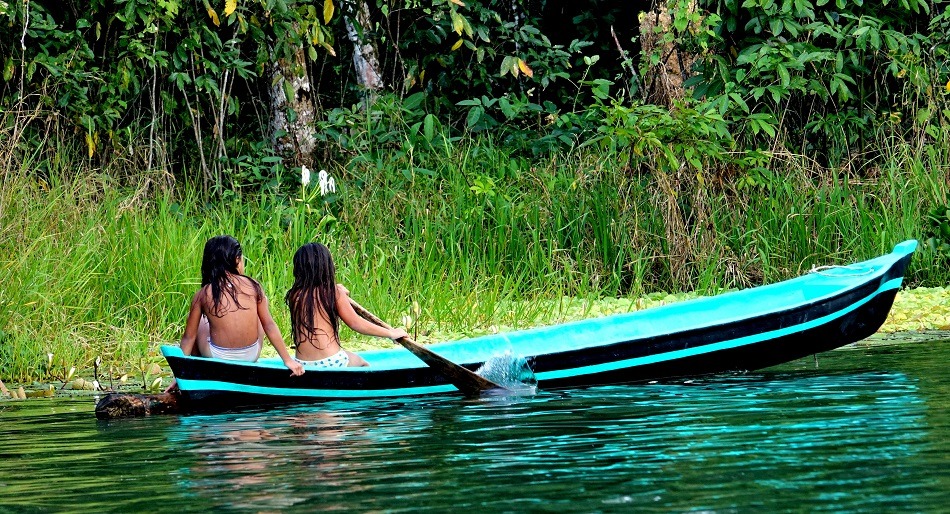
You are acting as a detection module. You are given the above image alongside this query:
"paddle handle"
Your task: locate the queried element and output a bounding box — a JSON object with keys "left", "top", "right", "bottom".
{"left": 348, "top": 299, "right": 410, "bottom": 342}
{"left": 347, "top": 298, "right": 504, "bottom": 395}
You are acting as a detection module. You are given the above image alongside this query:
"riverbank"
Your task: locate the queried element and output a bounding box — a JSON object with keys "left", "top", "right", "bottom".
{"left": 0, "top": 285, "right": 947, "bottom": 399}
{"left": 879, "top": 287, "right": 950, "bottom": 333}
{"left": 2, "top": 138, "right": 947, "bottom": 384}
{"left": 3, "top": 327, "right": 949, "bottom": 401}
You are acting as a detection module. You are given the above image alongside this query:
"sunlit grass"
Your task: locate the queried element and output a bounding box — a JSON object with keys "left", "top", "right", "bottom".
{"left": 1, "top": 130, "right": 947, "bottom": 383}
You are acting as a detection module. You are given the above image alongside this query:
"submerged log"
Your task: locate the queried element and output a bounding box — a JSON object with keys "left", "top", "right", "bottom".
{"left": 95, "top": 392, "right": 182, "bottom": 420}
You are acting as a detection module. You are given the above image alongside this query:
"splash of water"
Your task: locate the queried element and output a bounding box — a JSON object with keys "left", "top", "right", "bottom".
{"left": 475, "top": 350, "right": 538, "bottom": 395}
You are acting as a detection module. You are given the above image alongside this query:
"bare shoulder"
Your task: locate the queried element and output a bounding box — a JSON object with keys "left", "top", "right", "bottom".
{"left": 233, "top": 274, "right": 259, "bottom": 288}
{"left": 335, "top": 283, "right": 350, "bottom": 297}
{"left": 193, "top": 285, "right": 211, "bottom": 305}
{"left": 235, "top": 275, "right": 265, "bottom": 300}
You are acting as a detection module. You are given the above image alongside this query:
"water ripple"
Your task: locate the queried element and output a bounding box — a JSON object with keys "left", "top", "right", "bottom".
{"left": 1, "top": 339, "right": 948, "bottom": 512}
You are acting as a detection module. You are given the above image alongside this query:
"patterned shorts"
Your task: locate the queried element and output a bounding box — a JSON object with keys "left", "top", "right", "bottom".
{"left": 294, "top": 349, "right": 350, "bottom": 368}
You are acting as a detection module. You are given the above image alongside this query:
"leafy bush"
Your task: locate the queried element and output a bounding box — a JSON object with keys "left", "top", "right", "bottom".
{"left": 925, "top": 204, "right": 950, "bottom": 258}
{"left": 0, "top": 0, "right": 334, "bottom": 188}
{"left": 685, "top": 0, "right": 948, "bottom": 163}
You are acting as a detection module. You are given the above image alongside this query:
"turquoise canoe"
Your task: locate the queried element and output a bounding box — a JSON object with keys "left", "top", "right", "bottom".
{"left": 161, "top": 240, "right": 917, "bottom": 410}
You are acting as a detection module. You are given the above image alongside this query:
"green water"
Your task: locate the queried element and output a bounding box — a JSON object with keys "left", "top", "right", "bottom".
{"left": 1, "top": 337, "right": 948, "bottom": 513}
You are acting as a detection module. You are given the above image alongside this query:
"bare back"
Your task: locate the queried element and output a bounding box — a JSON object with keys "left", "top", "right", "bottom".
{"left": 199, "top": 275, "right": 264, "bottom": 348}
{"left": 292, "top": 285, "right": 344, "bottom": 361}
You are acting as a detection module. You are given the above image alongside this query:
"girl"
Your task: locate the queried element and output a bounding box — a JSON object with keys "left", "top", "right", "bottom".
{"left": 178, "top": 235, "right": 303, "bottom": 375}
{"left": 285, "top": 242, "right": 407, "bottom": 367}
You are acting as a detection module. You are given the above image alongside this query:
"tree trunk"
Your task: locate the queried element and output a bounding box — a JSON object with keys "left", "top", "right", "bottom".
{"left": 269, "top": 43, "right": 318, "bottom": 168}
{"left": 345, "top": 1, "right": 384, "bottom": 98}
{"left": 638, "top": 2, "right": 699, "bottom": 106}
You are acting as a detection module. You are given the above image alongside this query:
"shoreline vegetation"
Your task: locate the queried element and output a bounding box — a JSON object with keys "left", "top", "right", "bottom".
{"left": 1, "top": 0, "right": 949, "bottom": 394}
{"left": 1, "top": 294, "right": 947, "bottom": 397}
{"left": 0, "top": 155, "right": 948, "bottom": 390}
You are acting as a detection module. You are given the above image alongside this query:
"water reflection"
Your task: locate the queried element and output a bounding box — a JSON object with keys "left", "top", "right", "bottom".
{"left": 434, "top": 371, "right": 933, "bottom": 512}
{"left": 183, "top": 422, "right": 294, "bottom": 510}
{"left": 159, "top": 369, "right": 935, "bottom": 512}
{"left": 168, "top": 401, "right": 441, "bottom": 511}
{"left": 0, "top": 338, "right": 947, "bottom": 512}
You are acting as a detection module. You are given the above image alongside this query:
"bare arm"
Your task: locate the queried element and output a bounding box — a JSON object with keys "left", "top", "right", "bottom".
{"left": 336, "top": 285, "right": 409, "bottom": 340}
{"left": 179, "top": 291, "right": 205, "bottom": 356}
{"left": 257, "top": 293, "right": 304, "bottom": 376}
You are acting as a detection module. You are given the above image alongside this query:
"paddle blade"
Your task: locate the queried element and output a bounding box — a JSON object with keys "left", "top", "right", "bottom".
{"left": 395, "top": 337, "right": 504, "bottom": 396}
{"left": 348, "top": 298, "right": 507, "bottom": 395}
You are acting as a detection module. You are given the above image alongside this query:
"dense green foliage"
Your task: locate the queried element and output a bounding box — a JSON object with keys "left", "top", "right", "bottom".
{"left": 1, "top": 0, "right": 346, "bottom": 189}
{"left": 687, "top": 0, "right": 950, "bottom": 162}
{"left": 3, "top": 1, "right": 947, "bottom": 177}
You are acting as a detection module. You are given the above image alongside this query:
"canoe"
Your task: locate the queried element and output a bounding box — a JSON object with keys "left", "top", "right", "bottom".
{"left": 161, "top": 240, "right": 918, "bottom": 410}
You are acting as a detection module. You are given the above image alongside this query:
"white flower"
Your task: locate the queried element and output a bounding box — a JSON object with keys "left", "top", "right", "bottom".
{"left": 318, "top": 169, "right": 336, "bottom": 196}
{"left": 301, "top": 165, "right": 311, "bottom": 187}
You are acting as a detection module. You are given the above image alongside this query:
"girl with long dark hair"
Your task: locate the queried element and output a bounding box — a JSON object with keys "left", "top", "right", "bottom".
{"left": 175, "top": 236, "right": 303, "bottom": 379}
{"left": 285, "top": 242, "right": 407, "bottom": 367}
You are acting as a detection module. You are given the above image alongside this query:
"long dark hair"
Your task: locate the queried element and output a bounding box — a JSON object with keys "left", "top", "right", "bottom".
{"left": 285, "top": 242, "right": 339, "bottom": 347}
{"left": 201, "top": 235, "right": 262, "bottom": 316}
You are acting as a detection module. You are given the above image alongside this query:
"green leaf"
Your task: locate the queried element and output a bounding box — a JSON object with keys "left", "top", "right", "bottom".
{"left": 674, "top": 16, "right": 688, "bottom": 32}
{"left": 423, "top": 113, "right": 435, "bottom": 141}
{"left": 499, "top": 97, "right": 515, "bottom": 119}
{"left": 729, "top": 92, "right": 749, "bottom": 113}
{"left": 499, "top": 56, "right": 513, "bottom": 77}
{"left": 777, "top": 64, "right": 790, "bottom": 87}
{"left": 404, "top": 92, "right": 425, "bottom": 110}
{"left": 2, "top": 57, "right": 13, "bottom": 82}
{"left": 451, "top": 11, "right": 464, "bottom": 35}
{"left": 769, "top": 18, "right": 783, "bottom": 36}
{"left": 283, "top": 79, "right": 294, "bottom": 104}
{"left": 750, "top": 113, "right": 777, "bottom": 137}
{"left": 466, "top": 106, "right": 483, "bottom": 128}
{"left": 769, "top": 86, "right": 783, "bottom": 103}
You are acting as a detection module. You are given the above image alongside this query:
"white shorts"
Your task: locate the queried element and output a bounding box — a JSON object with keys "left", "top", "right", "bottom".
{"left": 295, "top": 349, "right": 350, "bottom": 368}
{"left": 208, "top": 339, "right": 262, "bottom": 361}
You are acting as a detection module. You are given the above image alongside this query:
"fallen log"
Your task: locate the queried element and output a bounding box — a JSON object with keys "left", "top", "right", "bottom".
{"left": 95, "top": 391, "right": 182, "bottom": 420}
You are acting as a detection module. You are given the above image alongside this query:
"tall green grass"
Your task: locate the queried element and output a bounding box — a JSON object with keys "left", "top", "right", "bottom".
{"left": 1, "top": 129, "right": 947, "bottom": 383}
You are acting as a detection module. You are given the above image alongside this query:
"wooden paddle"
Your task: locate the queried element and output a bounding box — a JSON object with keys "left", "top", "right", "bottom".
{"left": 348, "top": 299, "right": 505, "bottom": 396}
